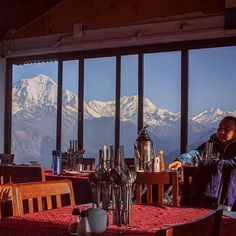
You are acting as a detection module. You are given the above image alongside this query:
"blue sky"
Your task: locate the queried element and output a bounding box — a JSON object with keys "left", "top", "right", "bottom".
{"left": 13, "top": 46, "right": 236, "bottom": 115}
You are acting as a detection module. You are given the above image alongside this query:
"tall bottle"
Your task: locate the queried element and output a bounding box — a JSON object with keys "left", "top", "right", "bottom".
{"left": 159, "top": 150, "right": 165, "bottom": 172}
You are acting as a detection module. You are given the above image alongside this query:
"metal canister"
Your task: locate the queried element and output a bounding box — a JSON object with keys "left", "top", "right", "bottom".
{"left": 52, "top": 150, "right": 62, "bottom": 175}
{"left": 135, "top": 125, "right": 154, "bottom": 172}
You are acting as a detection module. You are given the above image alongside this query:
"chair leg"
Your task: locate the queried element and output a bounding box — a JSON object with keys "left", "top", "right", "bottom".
{"left": 136, "top": 184, "right": 142, "bottom": 203}
{"left": 172, "top": 172, "right": 179, "bottom": 206}
{"left": 147, "top": 185, "right": 152, "bottom": 203}
{"left": 158, "top": 184, "right": 164, "bottom": 204}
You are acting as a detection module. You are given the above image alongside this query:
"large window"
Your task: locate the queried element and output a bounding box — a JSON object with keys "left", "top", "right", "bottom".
{"left": 144, "top": 52, "right": 181, "bottom": 163}
{"left": 84, "top": 57, "right": 116, "bottom": 162}
{"left": 188, "top": 46, "right": 236, "bottom": 150}
{"left": 12, "top": 62, "right": 58, "bottom": 167}
{"left": 8, "top": 41, "right": 236, "bottom": 167}
{"left": 62, "top": 60, "right": 79, "bottom": 152}
{"left": 120, "top": 55, "right": 138, "bottom": 158}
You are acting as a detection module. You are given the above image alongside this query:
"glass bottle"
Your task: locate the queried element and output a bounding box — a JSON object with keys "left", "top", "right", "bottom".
{"left": 68, "top": 208, "right": 80, "bottom": 235}
{"left": 159, "top": 150, "right": 165, "bottom": 172}
{"left": 152, "top": 156, "right": 160, "bottom": 172}
{"left": 77, "top": 210, "right": 91, "bottom": 235}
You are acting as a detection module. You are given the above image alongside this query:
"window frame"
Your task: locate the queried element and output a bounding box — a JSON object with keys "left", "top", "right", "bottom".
{"left": 5, "top": 36, "right": 236, "bottom": 160}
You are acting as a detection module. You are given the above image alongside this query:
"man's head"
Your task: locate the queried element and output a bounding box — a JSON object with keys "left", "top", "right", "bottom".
{"left": 217, "top": 116, "right": 236, "bottom": 144}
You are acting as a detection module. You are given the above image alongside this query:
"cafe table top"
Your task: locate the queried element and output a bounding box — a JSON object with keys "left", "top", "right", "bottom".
{"left": 0, "top": 204, "right": 235, "bottom": 236}
{"left": 45, "top": 169, "right": 91, "bottom": 179}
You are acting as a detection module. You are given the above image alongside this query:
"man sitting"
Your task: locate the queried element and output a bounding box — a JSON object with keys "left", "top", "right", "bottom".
{"left": 169, "top": 116, "right": 236, "bottom": 211}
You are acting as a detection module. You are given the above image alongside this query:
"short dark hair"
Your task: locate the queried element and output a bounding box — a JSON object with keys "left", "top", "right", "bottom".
{"left": 221, "top": 116, "right": 236, "bottom": 126}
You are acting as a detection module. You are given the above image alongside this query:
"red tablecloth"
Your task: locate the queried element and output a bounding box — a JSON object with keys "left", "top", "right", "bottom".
{"left": 0, "top": 204, "right": 235, "bottom": 236}
{"left": 45, "top": 170, "right": 92, "bottom": 204}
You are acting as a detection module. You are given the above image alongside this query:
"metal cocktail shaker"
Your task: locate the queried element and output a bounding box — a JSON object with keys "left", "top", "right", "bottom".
{"left": 135, "top": 125, "right": 154, "bottom": 172}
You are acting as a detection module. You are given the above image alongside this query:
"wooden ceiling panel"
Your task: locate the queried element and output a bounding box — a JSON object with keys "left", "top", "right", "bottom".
{"left": 11, "top": 0, "right": 225, "bottom": 39}
{"left": 0, "top": 0, "right": 63, "bottom": 40}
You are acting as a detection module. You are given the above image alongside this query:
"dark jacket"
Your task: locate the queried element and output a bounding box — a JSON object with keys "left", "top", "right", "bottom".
{"left": 176, "top": 134, "right": 236, "bottom": 164}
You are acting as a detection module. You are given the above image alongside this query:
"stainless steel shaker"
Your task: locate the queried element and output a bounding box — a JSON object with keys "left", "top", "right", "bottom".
{"left": 135, "top": 125, "right": 154, "bottom": 172}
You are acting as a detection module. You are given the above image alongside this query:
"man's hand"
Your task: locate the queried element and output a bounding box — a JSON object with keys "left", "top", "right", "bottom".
{"left": 168, "top": 160, "right": 182, "bottom": 170}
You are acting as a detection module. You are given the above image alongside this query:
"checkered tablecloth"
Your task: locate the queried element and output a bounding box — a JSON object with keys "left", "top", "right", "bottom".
{"left": 0, "top": 204, "right": 235, "bottom": 236}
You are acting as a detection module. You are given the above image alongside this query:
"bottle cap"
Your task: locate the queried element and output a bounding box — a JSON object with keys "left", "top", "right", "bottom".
{"left": 72, "top": 208, "right": 80, "bottom": 215}
{"left": 80, "top": 210, "right": 88, "bottom": 217}
{"left": 52, "top": 150, "right": 62, "bottom": 156}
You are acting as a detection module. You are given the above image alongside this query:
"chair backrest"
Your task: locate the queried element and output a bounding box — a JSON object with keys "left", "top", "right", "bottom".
{"left": 15, "top": 180, "right": 75, "bottom": 215}
{"left": 155, "top": 209, "right": 223, "bottom": 236}
{"left": 124, "top": 158, "right": 135, "bottom": 169}
{"left": 0, "top": 154, "right": 14, "bottom": 165}
{"left": 81, "top": 158, "right": 95, "bottom": 171}
{"left": 135, "top": 171, "right": 179, "bottom": 206}
{"left": 0, "top": 165, "right": 46, "bottom": 184}
{"left": 0, "top": 183, "right": 18, "bottom": 217}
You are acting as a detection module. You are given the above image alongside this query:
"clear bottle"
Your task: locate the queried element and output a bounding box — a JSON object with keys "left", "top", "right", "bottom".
{"left": 68, "top": 208, "right": 80, "bottom": 235}
{"left": 77, "top": 210, "right": 91, "bottom": 236}
{"left": 159, "top": 150, "right": 165, "bottom": 172}
{"left": 152, "top": 156, "right": 160, "bottom": 172}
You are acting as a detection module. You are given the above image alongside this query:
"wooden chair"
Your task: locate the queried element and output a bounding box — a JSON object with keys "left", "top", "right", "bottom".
{"left": 0, "top": 183, "right": 18, "bottom": 217}
{"left": 0, "top": 154, "right": 14, "bottom": 165}
{"left": 15, "top": 179, "right": 75, "bottom": 215}
{"left": 180, "top": 165, "right": 198, "bottom": 205}
{"left": 155, "top": 209, "right": 223, "bottom": 236}
{"left": 81, "top": 158, "right": 95, "bottom": 171}
{"left": 135, "top": 171, "right": 179, "bottom": 206}
{"left": 0, "top": 165, "right": 46, "bottom": 184}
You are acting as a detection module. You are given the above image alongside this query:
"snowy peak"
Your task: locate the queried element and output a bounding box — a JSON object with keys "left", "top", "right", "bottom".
{"left": 63, "top": 89, "right": 78, "bottom": 110}
{"left": 85, "top": 100, "right": 115, "bottom": 119}
{"left": 192, "top": 108, "right": 233, "bottom": 126}
{"left": 143, "top": 97, "right": 157, "bottom": 113}
{"left": 12, "top": 74, "right": 57, "bottom": 113}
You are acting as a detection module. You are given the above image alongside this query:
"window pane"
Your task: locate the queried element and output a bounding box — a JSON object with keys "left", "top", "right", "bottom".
{"left": 188, "top": 46, "right": 236, "bottom": 150}
{"left": 12, "top": 62, "right": 58, "bottom": 167}
{"left": 144, "top": 52, "right": 181, "bottom": 163}
{"left": 120, "top": 55, "right": 138, "bottom": 158}
{"left": 84, "top": 57, "right": 116, "bottom": 162}
{"left": 62, "top": 60, "right": 79, "bottom": 152}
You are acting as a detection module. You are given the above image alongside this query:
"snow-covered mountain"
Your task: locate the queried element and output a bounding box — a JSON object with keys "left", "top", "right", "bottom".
{"left": 192, "top": 108, "right": 236, "bottom": 128}
{"left": 12, "top": 74, "right": 58, "bottom": 113}
{"left": 11, "top": 75, "right": 236, "bottom": 166}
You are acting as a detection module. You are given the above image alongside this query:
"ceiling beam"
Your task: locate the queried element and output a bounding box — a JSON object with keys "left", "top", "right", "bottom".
{"left": 4, "top": 12, "right": 236, "bottom": 58}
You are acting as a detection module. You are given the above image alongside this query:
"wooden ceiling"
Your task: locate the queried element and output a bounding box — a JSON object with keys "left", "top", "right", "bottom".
{"left": 0, "top": 0, "right": 225, "bottom": 41}
{"left": 0, "top": 0, "right": 63, "bottom": 40}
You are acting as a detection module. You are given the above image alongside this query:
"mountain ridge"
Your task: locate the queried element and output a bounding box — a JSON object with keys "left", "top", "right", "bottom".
{"left": 12, "top": 74, "right": 235, "bottom": 126}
